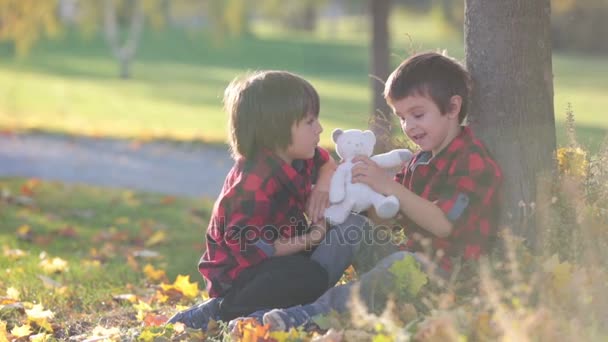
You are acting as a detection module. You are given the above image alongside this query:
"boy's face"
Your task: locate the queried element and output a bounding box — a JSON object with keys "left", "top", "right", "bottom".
{"left": 391, "top": 94, "right": 461, "bottom": 156}
{"left": 280, "top": 113, "right": 323, "bottom": 163}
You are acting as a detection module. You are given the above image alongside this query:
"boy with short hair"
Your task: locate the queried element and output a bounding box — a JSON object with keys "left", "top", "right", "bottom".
{"left": 168, "top": 70, "right": 368, "bottom": 330}
{"left": 258, "top": 51, "right": 503, "bottom": 331}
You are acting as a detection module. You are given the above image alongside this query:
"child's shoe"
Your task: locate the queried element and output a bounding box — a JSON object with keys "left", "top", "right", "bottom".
{"left": 166, "top": 297, "right": 221, "bottom": 330}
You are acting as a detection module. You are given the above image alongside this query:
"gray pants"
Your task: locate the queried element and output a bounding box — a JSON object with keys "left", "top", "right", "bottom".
{"left": 308, "top": 251, "right": 419, "bottom": 315}
{"left": 310, "top": 214, "right": 376, "bottom": 287}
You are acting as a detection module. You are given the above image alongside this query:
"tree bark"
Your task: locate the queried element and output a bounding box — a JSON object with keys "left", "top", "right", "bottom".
{"left": 369, "top": 0, "right": 392, "bottom": 153}
{"left": 464, "top": 0, "right": 556, "bottom": 248}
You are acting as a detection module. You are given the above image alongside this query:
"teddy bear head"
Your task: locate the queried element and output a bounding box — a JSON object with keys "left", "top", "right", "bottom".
{"left": 332, "top": 128, "right": 376, "bottom": 160}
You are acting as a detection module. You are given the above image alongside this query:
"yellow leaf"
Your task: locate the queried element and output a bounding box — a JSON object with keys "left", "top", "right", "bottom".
{"left": 17, "top": 224, "right": 31, "bottom": 235}
{"left": 143, "top": 264, "right": 166, "bottom": 282}
{"left": 154, "top": 291, "right": 169, "bottom": 304}
{"left": 145, "top": 230, "right": 167, "bottom": 247}
{"left": 90, "top": 325, "right": 120, "bottom": 339}
{"left": 6, "top": 287, "right": 19, "bottom": 300}
{"left": 26, "top": 304, "right": 54, "bottom": 332}
{"left": 0, "top": 321, "right": 9, "bottom": 342}
{"left": 39, "top": 257, "right": 69, "bottom": 274}
{"left": 10, "top": 324, "right": 32, "bottom": 338}
{"left": 134, "top": 300, "right": 153, "bottom": 322}
{"left": 29, "top": 332, "right": 52, "bottom": 342}
{"left": 3, "top": 247, "right": 27, "bottom": 260}
{"left": 542, "top": 254, "right": 573, "bottom": 292}
{"left": 115, "top": 217, "right": 130, "bottom": 225}
{"left": 160, "top": 275, "right": 198, "bottom": 299}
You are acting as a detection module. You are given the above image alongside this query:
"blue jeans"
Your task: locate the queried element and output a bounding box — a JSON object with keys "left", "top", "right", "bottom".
{"left": 301, "top": 251, "right": 423, "bottom": 316}
{"left": 310, "top": 213, "right": 372, "bottom": 287}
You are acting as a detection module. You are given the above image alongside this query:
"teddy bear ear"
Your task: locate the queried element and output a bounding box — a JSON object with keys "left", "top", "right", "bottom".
{"left": 363, "top": 130, "right": 376, "bottom": 147}
{"left": 332, "top": 129, "right": 344, "bottom": 143}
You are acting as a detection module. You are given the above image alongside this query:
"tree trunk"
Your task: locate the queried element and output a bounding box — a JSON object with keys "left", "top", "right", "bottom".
{"left": 464, "top": 0, "right": 556, "bottom": 248}
{"left": 369, "top": 0, "right": 392, "bottom": 153}
{"left": 104, "top": 0, "right": 144, "bottom": 79}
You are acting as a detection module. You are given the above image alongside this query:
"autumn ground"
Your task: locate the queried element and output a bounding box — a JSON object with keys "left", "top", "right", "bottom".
{"left": 2, "top": 134, "right": 608, "bottom": 341}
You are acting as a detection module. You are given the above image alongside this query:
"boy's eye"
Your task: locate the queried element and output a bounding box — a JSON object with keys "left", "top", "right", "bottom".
{"left": 414, "top": 113, "right": 424, "bottom": 119}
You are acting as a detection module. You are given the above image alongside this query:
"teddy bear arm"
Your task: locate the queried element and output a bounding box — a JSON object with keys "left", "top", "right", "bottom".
{"left": 371, "top": 149, "right": 413, "bottom": 168}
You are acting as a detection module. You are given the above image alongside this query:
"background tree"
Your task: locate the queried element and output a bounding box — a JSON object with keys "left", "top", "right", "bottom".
{"left": 369, "top": 0, "right": 393, "bottom": 153}
{"left": 464, "top": 0, "right": 556, "bottom": 247}
{"left": 78, "top": 0, "right": 164, "bottom": 79}
{"left": 0, "top": 0, "right": 60, "bottom": 57}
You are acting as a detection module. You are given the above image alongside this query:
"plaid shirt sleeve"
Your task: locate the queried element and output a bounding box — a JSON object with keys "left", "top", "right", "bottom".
{"left": 435, "top": 150, "right": 502, "bottom": 260}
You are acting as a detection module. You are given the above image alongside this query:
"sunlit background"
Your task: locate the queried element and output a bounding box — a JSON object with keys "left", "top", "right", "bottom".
{"left": 1, "top": 0, "right": 606, "bottom": 150}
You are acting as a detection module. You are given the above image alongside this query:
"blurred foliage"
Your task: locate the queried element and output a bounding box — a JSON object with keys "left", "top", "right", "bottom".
{"left": 0, "top": 0, "right": 61, "bottom": 57}
{"left": 258, "top": 0, "right": 327, "bottom": 32}
{"left": 552, "top": 0, "right": 608, "bottom": 54}
{"left": 207, "top": 0, "right": 251, "bottom": 38}
{"left": 76, "top": 0, "right": 165, "bottom": 37}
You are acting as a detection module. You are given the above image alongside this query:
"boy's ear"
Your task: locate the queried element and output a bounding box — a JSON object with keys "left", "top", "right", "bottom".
{"left": 447, "top": 95, "right": 462, "bottom": 119}
{"left": 332, "top": 129, "right": 343, "bottom": 143}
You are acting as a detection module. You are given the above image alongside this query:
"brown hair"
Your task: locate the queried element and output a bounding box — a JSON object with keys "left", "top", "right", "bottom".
{"left": 224, "top": 70, "right": 320, "bottom": 159}
{"left": 384, "top": 51, "right": 472, "bottom": 124}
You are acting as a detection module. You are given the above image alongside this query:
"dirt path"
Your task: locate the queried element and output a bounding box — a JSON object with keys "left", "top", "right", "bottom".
{"left": 0, "top": 133, "right": 233, "bottom": 198}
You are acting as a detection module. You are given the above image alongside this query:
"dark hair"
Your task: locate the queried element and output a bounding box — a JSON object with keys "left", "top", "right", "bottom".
{"left": 224, "top": 70, "right": 320, "bottom": 159}
{"left": 384, "top": 52, "right": 472, "bottom": 123}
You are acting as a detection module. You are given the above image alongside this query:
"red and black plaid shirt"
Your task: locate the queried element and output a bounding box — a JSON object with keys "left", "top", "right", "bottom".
{"left": 199, "top": 147, "right": 330, "bottom": 297}
{"left": 395, "top": 127, "right": 503, "bottom": 272}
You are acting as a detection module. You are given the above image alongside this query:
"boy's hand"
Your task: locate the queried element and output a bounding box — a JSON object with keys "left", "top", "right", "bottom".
{"left": 308, "top": 157, "right": 336, "bottom": 222}
{"left": 307, "top": 187, "right": 330, "bottom": 223}
{"left": 351, "top": 156, "right": 395, "bottom": 195}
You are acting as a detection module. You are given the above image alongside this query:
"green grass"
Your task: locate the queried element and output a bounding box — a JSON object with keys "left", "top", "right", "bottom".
{"left": 0, "top": 177, "right": 211, "bottom": 303}
{"left": 0, "top": 12, "right": 606, "bottom": 150}
{"left": 0, "top": 178, "right": 220, "bottom": 338}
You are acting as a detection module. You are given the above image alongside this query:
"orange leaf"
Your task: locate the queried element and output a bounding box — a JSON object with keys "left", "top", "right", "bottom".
{"left": 161, "top": 196, "right": 176, "bottom": 205}
{"left": 143, "top": 313, "right": 168, "bottom": 327}
{"left": 58, "top": 226, "right": 79, "bottom": 238}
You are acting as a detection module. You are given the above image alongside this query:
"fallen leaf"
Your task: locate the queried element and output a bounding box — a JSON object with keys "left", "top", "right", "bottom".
{"left": 25, "top": 304, "right": 54, "bottom": 332}
{"left": 21, "top": 179, "right": 39, "bottom": 196}
{"left": 87, "top": 325, "right": 121, "bottom": 341}
{"left": 57, "top": 226, "right": 79, "bottom": 238}
{"left": 143, "top": 313, "right": 168, "bottom": 327}
{"left": 113, "top": 293, "right": 138, "bottom": 304}
{"left": 161, "top": 196, "right": 176, "bottom": 205}
{"left": 6, "top": 287, "right": 19, "bottom": 300}
{"left": 160, "top": 275, "right": 199, "bottom": 299}
{"left": 16, "top": 224, "right": 33, "bottom": 241}
{"left": 134, "top": 300, "right": 153, "bottom": 322}
{"left": 143, "top": 264, "right": 166, "bottom": 283}
{"left": 233, "top": 319, "right": 270, "bottom": 341}
{"left": 10, "top": 324, "right": 32, "bottom": 338}
{"left": 132, "top": 250, "right": 160, "bottom": 259}
{"left": 126, "top": 254, "right": 139, "bottom": 271}
{"left": 29, "top": 332, "right": 52, "bottom": 342}
{"left": 3, "top": 247, "right": 28, "bottom": 260}
{"left": 114, "top": 217, "right": 130, "bottom": 225}
{"left": 39, "top": 257, "right": 69, "bottom": 274}
{"left": 145, "top": 230, "right": 167, "bottom": 247}
{"left": 0, "top": 321, "right": 8, "bottom": 342}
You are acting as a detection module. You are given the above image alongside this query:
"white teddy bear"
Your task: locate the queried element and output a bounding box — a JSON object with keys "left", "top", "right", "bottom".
{"left": 324, "top": 128, "right": 413, "bottom": 225}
